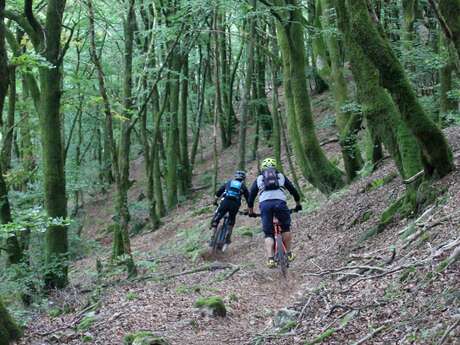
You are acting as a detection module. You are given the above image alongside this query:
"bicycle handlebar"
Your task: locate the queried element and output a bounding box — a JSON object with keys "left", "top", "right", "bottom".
{"left": 240, "top": 208, "right": 300, "bottom": 218}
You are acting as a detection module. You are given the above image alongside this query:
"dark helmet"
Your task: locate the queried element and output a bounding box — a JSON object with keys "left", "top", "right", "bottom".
{"left": 234, "top": 170, "right": 246, "bottom": 181}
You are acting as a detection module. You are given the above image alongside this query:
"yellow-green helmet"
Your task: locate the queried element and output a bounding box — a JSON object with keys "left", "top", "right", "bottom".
{"left": 261, "top": 158, "right": 277, "bottom": 170}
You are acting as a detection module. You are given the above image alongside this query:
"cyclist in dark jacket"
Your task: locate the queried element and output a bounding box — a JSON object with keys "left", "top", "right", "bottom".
{"left": 210, "top": 170, "right": 249, "bottom": 251}
{"left": 248, "top": 158, "right": 301, "bottom": 268}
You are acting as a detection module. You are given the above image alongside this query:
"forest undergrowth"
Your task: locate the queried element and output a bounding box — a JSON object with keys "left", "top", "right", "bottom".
{"left": 15, "top": 91, "right": 460, "bottom": 345}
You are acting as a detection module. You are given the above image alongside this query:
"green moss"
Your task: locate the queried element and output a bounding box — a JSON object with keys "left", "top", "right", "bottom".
{"left": 77, "top": 314, "right": 96, "bottom": 332}
{"left": 126, "top": 292, "right": 139, "bottom": 301}
{"left": 82, "top": 335, "right": 93, "bottom": 343}
{"left": 0, "top": 298, "right": 22, "bottom": 345}
{"left": 236, "top": 226, "right": 255, "bottom": 238}
{"left": 194, "top": 296, "right": 226, "bottom": 317}
{"left": 124, "top": 331, "right": 154, "bottom": 345}
{"left": 48, "top": 307, "right": 63, "bottom": 318}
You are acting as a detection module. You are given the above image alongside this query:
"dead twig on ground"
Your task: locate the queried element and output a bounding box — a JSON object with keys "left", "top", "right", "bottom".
{"left": 295, "top": 295, "right": 314, "bottom": 330}
{"left": 164, "top": 262, "right": 233, "bottom": 279}
{"left": 352, "top": 325, "right": 386, "bottom": 345}
{"left": 34, "top": 302, "right": 99, "bottom": 337}
{"left": 304, "top": 264, "right": 386, "bottom": 278}
{"left": 437, "top": 317, "right": 460, "bottom": 345}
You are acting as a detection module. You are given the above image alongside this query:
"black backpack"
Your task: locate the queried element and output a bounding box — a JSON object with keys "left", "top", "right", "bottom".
{"left": 262, "top": 168, "right": 280, "bottom": 190}
{"left": 225, "top": 180, "right": 243, "bottom": 200}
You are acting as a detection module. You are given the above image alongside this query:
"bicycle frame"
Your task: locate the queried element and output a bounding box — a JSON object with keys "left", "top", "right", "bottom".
{"left": 273, "top": 217, "right": 289, "bottom": 277}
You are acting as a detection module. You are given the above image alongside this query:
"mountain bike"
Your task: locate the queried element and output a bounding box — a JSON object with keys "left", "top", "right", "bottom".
{"left": 210, "top": 211, "right": 231, "bottom": 254}
{"left": 248, "top": 209, "right": 298, "bottom": 278}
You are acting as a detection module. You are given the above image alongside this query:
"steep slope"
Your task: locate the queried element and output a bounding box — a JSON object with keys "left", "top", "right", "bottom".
{"left": 17, "top": 93, "right": 459, "bottom": 345}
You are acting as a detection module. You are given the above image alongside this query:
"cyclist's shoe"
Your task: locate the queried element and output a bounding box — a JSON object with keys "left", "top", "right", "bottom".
{"left": 287, "top": 252, "right": 295, "bottom": 262}
{"left": 222, "top": 243, "right": 229, "bottom": 252}
{"left": 266, "top": 257, "right": 277, "bottom": 268}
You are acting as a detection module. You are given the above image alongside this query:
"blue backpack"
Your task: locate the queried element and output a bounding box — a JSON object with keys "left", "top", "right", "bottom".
{"left": 225, "top": 180, "right": 242, "bottom": 200}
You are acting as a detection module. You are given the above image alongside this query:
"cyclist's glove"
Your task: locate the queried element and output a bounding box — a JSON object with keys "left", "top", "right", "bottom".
{"left": 294, "top": 204, "right": 302, "bottom": 212}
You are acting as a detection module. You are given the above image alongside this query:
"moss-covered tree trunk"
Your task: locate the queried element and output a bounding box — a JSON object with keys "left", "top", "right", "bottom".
{"left": 1, "top": 68, "right": 15, "bottom": 170}
{"left": 439, "top": 36, "right": 457, "bottom": 120}
{"left": 87, "top": 0, "right": 114, "bottom": 186}
{"left": 320, "top": 0, "right": 363, "bottom": 181}
{"left": 269, "top": 21, "right": 282, "bottom": 170}
{"left": 0, "top": 297, "right": 22, "bottom": 345}
{"left": 114, "top": 0, "right": 137, "bottom": 277}
{"left": 254, "top": 28, "right": 272, "bottom": 140}
{"left": 166, "top": 54, "right": 181, "bottom": 208}
{"left": 347, "top": 0, "right": 454, "bottom": 178}
{"left": 179, "top": 55, "right": 191, "bottom": 191}
{"left": 191, "top": 45, "right": 209, "bottom": 168}
{"left": 37, "top": 0, "right": 69, "bottom": 289}
{"left": 238, "top": 2, "right": 256, "bottom": 171}
{"left": 274, "top": 0, "right": 344, "bottom": 194}
{"left": 438, "top": 0, "right": 460, "bottom": 60}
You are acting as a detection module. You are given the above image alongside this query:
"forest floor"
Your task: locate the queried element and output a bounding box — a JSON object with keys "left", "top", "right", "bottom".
{"left": 16, "top": 92, "right": 460, "bottom": 345}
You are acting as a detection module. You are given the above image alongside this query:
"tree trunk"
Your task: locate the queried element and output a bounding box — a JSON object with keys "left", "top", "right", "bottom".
{"left": 255, "top": 30, "right": 272, "bottom": 140}
{"left": 114, "top": 0, "right": 137, "bottom": 277}
{"left": 39, "top": 0, "right": 69, "bottom": 289}
{"left": 439, "top": 36, "right": 457, "bottom": 121}
{"left": 0, "top": 297, "right": 22, "bottom": 345}
{"left": 2, "top": 68, "right": 15, "bottom": 170}
{"left": 179, "top": 55, "right": 191, "bottom": 191}
{"left": 238, "top": 2, "right": 256, "bottom": 171}
{"left": 275, "top": 0, "right": 345, "bottom": 194}
{"left": 166, "top": 54, "right": 181, "bottom": 208}
{"left": 191, "top": 45, "right": 209, "bottom": 168}
{"left": 320, "top": 0, "right": 363, "bottom": 181}
{"left": 438, "top": 0, "right": 460, "bottom": 60}
{"left": 269, "top": 21, "right": 282, "bottom": 170}
{"left": 87, "top": 0, "right": 114, "bottom": 186}
{"left": 347, "top": 0, "right": 454, "bottom": 178}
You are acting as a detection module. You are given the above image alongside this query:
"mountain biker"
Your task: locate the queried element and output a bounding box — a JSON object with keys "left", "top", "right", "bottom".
{"left": 210, "top": 170, "right": 249, "bottom": 251}
{"left": 247, "top": 158, "right": 302, "bottom": 268}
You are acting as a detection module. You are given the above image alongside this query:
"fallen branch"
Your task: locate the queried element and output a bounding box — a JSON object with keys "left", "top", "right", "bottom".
{"left": 34, "top": 302, "right": 99, "bottom": 336}
{"left": 320, "top": 137, "right": 339, "bottom": 146}
{"left": 304, "top": 265, "right": 386, "bottom": 278}
{"left": 403, "top": 170, "right": 424, "bottom": 184}
{"left": 349, "top": 261, "right": 428, "bottom": 288}
{"left": 222, "top": 266, "right": 241, "bottom": 280}
{"left": 164, "top": 262, "right": 233, "bottom": 279}
{"left": 352, "top": 325, "right": 386, "bottom": 345}
{"left": 295, "top": 295, "right": 314, "bottom": 330}
{"left": 437, "top": 317, "right": 460, "bottom": 345}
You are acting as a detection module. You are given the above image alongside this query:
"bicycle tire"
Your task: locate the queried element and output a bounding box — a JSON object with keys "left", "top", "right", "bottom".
{"left": 275, "top": 235, "right": 288, "bottom": 278}
{"left": 211, "top": 217, "right": 228, "bottom": 254}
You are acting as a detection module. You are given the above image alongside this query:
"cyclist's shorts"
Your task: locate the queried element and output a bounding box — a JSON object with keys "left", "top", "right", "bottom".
{"left": 211, "top": 198, "right": 240, "bottom": 227}
{"left": 259, "top": 199, "right": 291, "bottom": 238}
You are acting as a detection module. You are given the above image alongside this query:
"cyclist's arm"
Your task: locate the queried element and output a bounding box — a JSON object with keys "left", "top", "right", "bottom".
{"left": 247, "top": 179, "right": 259, "bottom": 209}
{"left": 242, "top": 184, "right": 250, "bottom": 205}
{"left": 215, "top": 182, "right": 227, "bottom": 198}
{"left": 284, "top": 176, "right": 301, "bottom": 203}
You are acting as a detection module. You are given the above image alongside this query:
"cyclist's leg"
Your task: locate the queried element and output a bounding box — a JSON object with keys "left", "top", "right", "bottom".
{"left": 225, "top": 201, "right": 239, "bottom": 244}
{"left": 274, "top": 200, "right": 292, "bottom": 253}
{"left": 260, "top": 201, "right": 275, "bottom": 258}
{"left": 211, "top": 200, "right": 228, "bottom": 228}
{"left": 210, "top": 202, "right": 227, "bottom": 244}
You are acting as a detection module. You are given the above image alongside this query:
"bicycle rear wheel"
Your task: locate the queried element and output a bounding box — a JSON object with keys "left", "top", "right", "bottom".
{"left": 211, "top": 219, "right": 228, "bottom": 254}
{"left": 275, "top": 235, "right": 288, "bottom": 278}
